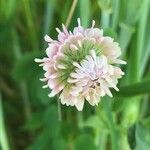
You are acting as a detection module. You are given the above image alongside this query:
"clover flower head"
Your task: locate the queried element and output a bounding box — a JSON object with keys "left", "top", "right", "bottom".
{"left": 35, "top": 18, "right": 126, "bottom": 111}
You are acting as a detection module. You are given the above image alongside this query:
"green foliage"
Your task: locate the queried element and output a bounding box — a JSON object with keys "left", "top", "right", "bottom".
{"left": 13, "top": 52, "right": 42, "bottom": 81}
{"left": 79, "top": 0, "right": 91, "bottom": 27}
{"left": 112, "top": 80, "right": 150, "bottom": 97}
{"left": 135, "top": 118, "right": 150, "bottom": 150}
{"left": 0, "top": 0, "right": 150, "bottom": 150}
{"left": 74, "top": 134, "right": 96, "bottom": 150}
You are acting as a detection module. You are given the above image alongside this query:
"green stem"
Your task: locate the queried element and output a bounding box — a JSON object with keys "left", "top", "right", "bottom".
{"left": 139, "top": 0, "right": 150, "bottom": 77}
{"left": 57, "top": 96, "right": 62, "bottom": 122}
{"left": 97, "top": 130, "right": 107, "bottom": 150}
{"left": 118, "top": 129, "right": 130, "bottom": 150}
{"left": 65, "top": 0, "right": 78, "bottom": 28}
{"left": 23, "top": 0, "right": 38, "bottom": 50}
{"left": 79, "top": 0, "right": 90, "bottom": 27}
{"left": 112, "top": 0, "right": 120, "bottom": 30}
{"left": 103, "top": 98, "right": 118, "bottom": 150}
{"left": 101, "top": 10, "right": 110, "bottom": 28}
{"left": 0, "top": 93, "right": 10, "bottom": 150}
{"left": 43, "top": 0, "right": 55, "bottom": 49}
{"left": 119, "top": 23, "right": 135, "bottom": 52}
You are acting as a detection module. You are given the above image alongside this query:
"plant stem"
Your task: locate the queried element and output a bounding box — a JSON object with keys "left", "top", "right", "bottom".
{"left": 57, "top": 96, "right": 62, "bottom": 122}
{"left": 112, "top": 0, "right": 120, "bottom": 30}
{"left": 65, "top": 0, "right": 78, "bottom": 28}
{"left": 103, "top": 99, "right": 118, "bottom": 150}
{"left": 101, "top": 10, "right": 110, "bottom": 28}
{"left": 0, "top": 93, "right": 10, "bottom": 150}
{"left": 22, "top": 0, "right": 38, "bottom": 50}
{"left": 43, "top": 0, "right": 55, "bottom": 49}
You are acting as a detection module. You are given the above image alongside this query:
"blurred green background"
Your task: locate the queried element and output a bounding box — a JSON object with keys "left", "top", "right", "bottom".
{"left": 0, "top": 0, "right": 150, "bottom": 150}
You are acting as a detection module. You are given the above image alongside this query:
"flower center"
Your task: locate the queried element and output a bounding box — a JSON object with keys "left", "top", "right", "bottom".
{"left": 57, "top": 39, "right": 102, "bottom": 85}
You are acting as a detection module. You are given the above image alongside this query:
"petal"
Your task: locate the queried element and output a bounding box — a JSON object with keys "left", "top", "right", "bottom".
{"left": 44, "top": 35, "right": 55, "bottom": 43}
{"left": 75, "top": 98, "right": 84, "bottom": 111}
{"left": 73, "top": 26, "right": 85, "bottom": 35}
{"left": 46, "top": 44, "right": 59, "bottom": 58}
{"left": 48, "top": 84, "right": 64, "bottom": 97}
{"left": 85, "top": 28, "right": 103, "bottom": 39}
{"left": 48, "top": 79, "right": 59, "bottom": 89}
{"left": 110, "top": 58, "right": 127, "bottom": 64}
{"left": 71, "top": 86, "right": 83, "bottom": 96}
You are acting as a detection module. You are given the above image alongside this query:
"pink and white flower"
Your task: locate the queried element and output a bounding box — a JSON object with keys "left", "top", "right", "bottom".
{"left": 35, "top": 18, "right": 126, "bottom": 111}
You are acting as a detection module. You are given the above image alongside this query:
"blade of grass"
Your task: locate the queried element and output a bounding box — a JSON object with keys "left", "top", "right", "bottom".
{"left": 98, "top": 0, "right": 111, "bottom": 28}
{"left": 57, "top": 95, "right": 62, "bottom": 122}
{"left": 22, "top": 0, "right": 38, "bottom": 50}
{"left": 65, "top": 0, "right": 78, "bottom": 28}
{"left": 117, "top": 1, "right": 146, "bottom": 149}
{"left": 141, "top": 42, "right": 150, "bottom": 76}
{"left": 140, "top": 0, "right": 150, "bottom": 77}
{"left": 43, "top": 0, "right": 55, "bottom": 49}
{"left": 113, "top": 80, "right": 150, "bottom": 97}
{"left": 118, "top": 0, "right": 143, "bottom": 51}
{"left": 79, "top": 0, "right": 91, "bottom": 27}
{"left": 0, "top": 93, "right": 10, "bottom": 150}
{"left": 112, "top": 0, "right": 120, "bottom": 30}
{"left": 102, "top": 98, "right": 118, "bottom": 150}
{"left": 137, "top": 0, "right": 150, "bottom": 78}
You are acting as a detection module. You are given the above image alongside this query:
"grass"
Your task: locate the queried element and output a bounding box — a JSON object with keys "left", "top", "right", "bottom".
{"left": 0, "top": 0, "right": 150, "bottom": 150}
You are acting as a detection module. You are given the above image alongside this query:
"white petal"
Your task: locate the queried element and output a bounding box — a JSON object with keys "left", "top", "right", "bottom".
{"left": 92, "top": 20, "right": 95, "bottom": 28}
{"left": 48, "top": 85, "right": 64, "bottom": 97}
{"left": 42, "top": 85, "right": 48, "bottom": 88}
{"left": 44, "top": 35, "right": 54, "bottom": 43}
{"left": 90, "top": 49, "right": 96, "bottom": 61}
{"left": 77, "top": 18, "right": 81, "bottom": 26}
{"left": 71, "top": 86, "right": 83, "bottom": 96}
{"left": 49, "top": 71, "right": 58, "bottom": 79}
{"left": 70, "top": 44, "right": 78, "bottom": 50}
{"left": 70, "top": 72, "right": 84, "bottom": 79}
{"left": 57, "top": 64, "right": 66, "bottom": 69}
{"left": 34, "top": 58, "right": 43, "bottom": 63}
{"left": 39, "top": 78, "right": 47, "bottom": 82}
{"left": 75, "top": 98, "right": 84, "bottom": 111}
{"left": 56, "top": 27, "right": 61, "bottom": 33}
{"left": 67, "top": 78, "right": 78, "bottom": 83}
{"left": 62, "top": 24, "right": 69, "bottom": 34}
{"left": 105, "top": 76, "right": 119, "bottom": 91}
{"left": 112, "top": 59, "right": 127, "bottom": 64}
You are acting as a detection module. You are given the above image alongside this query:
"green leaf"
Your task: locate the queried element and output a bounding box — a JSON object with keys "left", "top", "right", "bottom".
{"left": 104, "top": 27, "right": 117, "bottom": 39}
{"left": 127, "top": 124, "right": 136, "bottom": 149}
{"left": 0, "top": 94, "right": 10, "bottom": 150}
{"left": 112, "top": 80, "right": 150, "bottom": 97}
{"left": 27, "top": 105, "right": 66, "bottom": 150}
{"left": 79, "top": 0, "right": 91, "bottom": 27}
{"left": 74, "top": 134, "right": 96, "bottom": 150}
{"left": 13, "top": 51, "right": 42, "bottom": 80}
{"left": 24, "top": 111, "right": 44, "bottom": 131}
{"left": 135, "top": 118, "right": 150, "bottom": 150}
